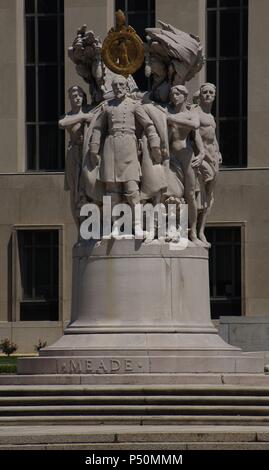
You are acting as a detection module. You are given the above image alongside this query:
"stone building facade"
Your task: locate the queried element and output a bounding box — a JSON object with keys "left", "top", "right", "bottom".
{"left": 0, "top": 0, "right": 268, "bottom": 352}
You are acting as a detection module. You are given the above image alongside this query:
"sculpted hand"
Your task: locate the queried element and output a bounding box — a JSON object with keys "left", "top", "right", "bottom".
{"left": 92, "top": 41, "right": 102, "bottom": 55}
{"left": 166, "top": 115, "right": 174, "bottom": 124}
{"left": 73, "top": 37, "right": 84, "bottom": 55}
{"left": 83, "top": 113, "right": 94, "bottom": 124}
{"left": 151, "top": 147, "right": 162, "bottom": 164}
{"left": 191, "top": 153, "right": 204, "bottom": 168}
{"left": 161, "top": 147, "right": 169, "bottom": 159}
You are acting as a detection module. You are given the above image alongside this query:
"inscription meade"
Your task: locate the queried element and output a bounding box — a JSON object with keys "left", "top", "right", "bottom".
{"left": 57, "top": 358, "right": 148, "bottom": 374}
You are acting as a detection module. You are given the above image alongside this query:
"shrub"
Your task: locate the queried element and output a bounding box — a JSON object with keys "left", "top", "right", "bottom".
{"left": 0, "top": 363, "right": 17, "bottom": 374}
{"left": 34, "top": 339, "right": 47, "bottom": 352}
{"left": 0, "top": 338, "right": 17, "bottom": 356}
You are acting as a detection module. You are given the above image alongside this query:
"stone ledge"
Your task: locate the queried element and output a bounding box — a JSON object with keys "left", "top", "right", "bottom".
{"left": 1, "top": 373, "right": 269, "bottom": 386}
{"left": 17, "top": 353, "right": 264, "bottom": 375}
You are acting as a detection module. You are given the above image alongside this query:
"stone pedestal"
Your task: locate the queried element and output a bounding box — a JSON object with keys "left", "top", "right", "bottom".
{"left": 18, "top": 239, "right": 264, "bottom": 376}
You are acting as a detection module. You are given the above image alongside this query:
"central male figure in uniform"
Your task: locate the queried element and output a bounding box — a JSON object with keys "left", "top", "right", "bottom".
{"left": 89, "top": 75, "right": 161, "bottom": 235}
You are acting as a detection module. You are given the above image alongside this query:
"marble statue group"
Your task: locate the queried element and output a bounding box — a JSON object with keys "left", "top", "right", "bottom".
{"left": 59, "top": 15, "right": 222, "bottom": 247}
{"left": 20, "top": 11, "right": 264, "bottom": 380}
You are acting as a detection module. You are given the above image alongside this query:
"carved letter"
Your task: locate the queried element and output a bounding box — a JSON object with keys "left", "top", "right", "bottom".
{"left": 111, "top": 359, "right": 121, "bottom": 372}
{"left": 70, "top": 360, "right": 77, "bottom": 373}
{"left": 97, "top": 360, "right": 109, "bottom": 373}
{"left": 70, "top": 360, "right": 82, "bottom": 374}
{"left": 60, "top": 362, "right": 67, "bottom": 373}
{"left": 125, "top": 359, "right": 133, "bottom": 372}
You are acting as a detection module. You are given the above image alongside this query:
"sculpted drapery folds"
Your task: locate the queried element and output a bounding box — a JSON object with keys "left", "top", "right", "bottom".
{"left": 145, "top": 21, "right": 205, "bottom": 103}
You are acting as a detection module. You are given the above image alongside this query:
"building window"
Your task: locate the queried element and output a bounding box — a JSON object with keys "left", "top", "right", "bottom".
{"left": 25, "top": 0, "right": 65, "bottom": 171}
{"left": 205, "top": 226, "right": 242, "bottom": 319}
{"left": 206, "top": 0, "right": 248, "bottom": 167}
{"left": 17, "top": 230, "right": 59, "bottom": 321}
{"left": 115, "top": 0, "right": 155, "bottom": 91}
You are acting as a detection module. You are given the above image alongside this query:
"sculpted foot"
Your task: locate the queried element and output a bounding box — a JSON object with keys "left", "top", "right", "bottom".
{"left": 189, "top": 230, "right": 205, "bottom": 247}
{"left": 198, "top": 232, "right": 211, "bottom": 248}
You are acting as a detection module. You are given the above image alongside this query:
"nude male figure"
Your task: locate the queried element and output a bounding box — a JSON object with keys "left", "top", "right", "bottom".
{"left": 166, "top": 85, "right": 205, "bottom": 243}
{"left": 194, "top": 83, "right": 222, "bottom": 246}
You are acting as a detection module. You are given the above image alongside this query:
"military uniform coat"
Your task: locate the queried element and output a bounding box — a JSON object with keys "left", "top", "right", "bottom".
{"left": 91, "top": 97, "right": 154, "bottom": 183}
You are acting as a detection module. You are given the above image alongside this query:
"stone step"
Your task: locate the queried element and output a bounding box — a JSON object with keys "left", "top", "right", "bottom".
{"left": 1, "top": 442, "right": 269, "bottom": 450}
{"left": 2, "top": 383, "right": 269, "bottom": 427}
{"left": 1, "top": 373, "right": 269, "bottom": 386}
{"left": 2, "top": 404, "right": 269, "bottom": 416}
{"left": 1, "top": 414, "right": 269, "bottom": 427}
{"left": 2, "top": 394, "right": 269, "bottom": 406}
{"left": 0, "top": 425, "right": 269, "bottom": 447}
{"left": 1, "top": 383, "right": 269, "bottom": 396}
{"left": 1, "top": 441, "right": 269, "bottom": 450}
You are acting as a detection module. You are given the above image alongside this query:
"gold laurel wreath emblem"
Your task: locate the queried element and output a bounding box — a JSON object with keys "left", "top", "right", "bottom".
{"left": 101, "top": 12, "right": 144, "bottom": 77}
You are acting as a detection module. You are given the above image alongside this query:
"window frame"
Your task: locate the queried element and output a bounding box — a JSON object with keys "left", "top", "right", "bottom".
{"left": 206, "top": 0, "right": 248, "bottom": 168}
{"left": 205, "top": 222, "right": 246, "bottom": 318}
{"left": 25, "top": 0, "right": 65, "bottom": 172}
{"left": 115, "top": 0, "right": 155, "bottom": 31}
{"left": 12, "top": 225, "right": 63, "bottom": 322}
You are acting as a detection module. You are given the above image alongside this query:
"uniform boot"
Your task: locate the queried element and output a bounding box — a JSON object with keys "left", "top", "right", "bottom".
{"left": 125, "top": 190, "right": 144, "bottom": 238}
{"left": 106, "top": 192, "right": 122, "bottom": 238}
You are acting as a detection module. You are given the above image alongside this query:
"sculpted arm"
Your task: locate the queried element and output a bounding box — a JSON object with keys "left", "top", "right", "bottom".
{"left": 88, "top": 106, "right": 107, "bottom": 165}
{"left": 89, "top": 107, "right": 107, "bottom": 154}
{"left": 167, "top": 112, "right": 200, "bottom": 131}
{"left": 214, "top": 135, "right": 219, "bottom": 153}
{"left": 135, "top": 105, "right": 160, "bottom": 147}
{"left": 191, "top": 126, "right": 205, "bottom": 168}
{"left": 214, "top": 135, "right": 222, "bottom": 163}
{"left": 195, "top": 129, "right": 205, "bottom": 155}
{"left": 59, "top": 112, "right": 94, "bottom": 129}
{"left": 135, "top": 105, "right": 163, "bottom": 163}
